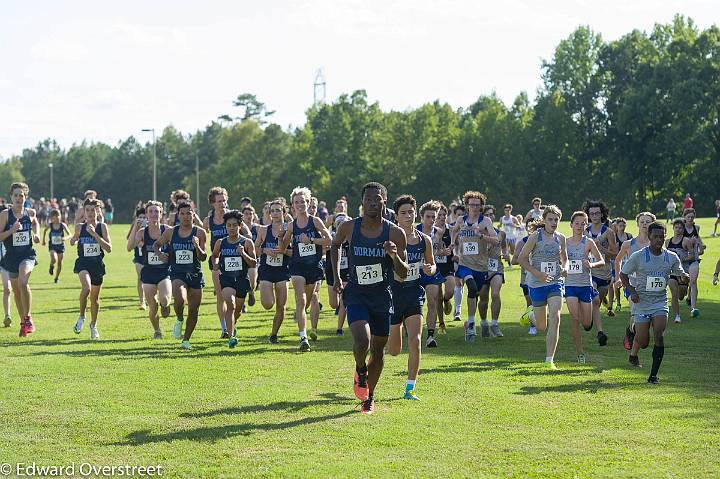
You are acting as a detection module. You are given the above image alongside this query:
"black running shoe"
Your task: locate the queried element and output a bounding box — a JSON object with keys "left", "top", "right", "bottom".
{"left": 49, "top": 265, "right": 54, "bottom": 275}
{"left": 647, "top": 375, "right": 660, "bottom": 385}
{"left": 623, "top": 326, "right": 635, "bottom": 351}
{"left": 269, "top": 334, "right": 278, "bottom": 344}
{"left": 629, "top": 355, "right": 642, "bottom": 368}
{"left": 597, "top": 331, "right": 608, "bottom": 346}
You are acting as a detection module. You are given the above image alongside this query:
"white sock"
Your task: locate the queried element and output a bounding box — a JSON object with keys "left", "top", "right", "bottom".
{"left": 468, "top": 315, "right": 475, "bottom": 325}
{"left": 492, "top": 319, "right": 498, "bottom": 326}
{"left": 454, "top": 286, "right": 463, "bottom": 312}
{"left": 299, "top": 329, "right": 306, "bottom": 339}
{"left": 481, "top": 319, "right": 489, "bottom": 326}
{"left": 545, "top": 356, "right": 554, "bottom": 363}
{"left": 220, "top": 319, "right": 227, "bottom": 331}
{"left": 406, "top": 379, "right": 416, "bottom": 388}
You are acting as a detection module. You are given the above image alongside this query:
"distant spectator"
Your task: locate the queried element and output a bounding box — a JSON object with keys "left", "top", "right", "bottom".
{"left": 104, "top": 198, "right": 114, "bottom": 224}
{"left": 666, "top": 198, "right": 676, "bottom": 223}
{"left": 683, "top": 193, "right": 693, "bottom": 210}
{"left": 317, "top": 200, "right": 329, "bottom": 221}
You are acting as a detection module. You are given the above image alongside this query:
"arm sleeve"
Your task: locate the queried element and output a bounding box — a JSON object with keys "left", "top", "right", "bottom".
{"left": 621, "top": 251, "right": 636, "bottom": 275}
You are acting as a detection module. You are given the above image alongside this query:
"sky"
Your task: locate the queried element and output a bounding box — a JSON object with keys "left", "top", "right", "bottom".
{"left": 1, "top": 0, "right": 718, "bottom": 158}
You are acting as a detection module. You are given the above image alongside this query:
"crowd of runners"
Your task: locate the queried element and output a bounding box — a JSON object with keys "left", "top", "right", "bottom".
{"left": 1, "top": 181, "right": 718, "bottom": 414}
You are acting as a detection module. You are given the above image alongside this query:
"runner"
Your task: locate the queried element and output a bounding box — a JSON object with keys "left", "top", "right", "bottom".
{"left": 480, "top": 205, "right": 506, "bottom": 337}
{"left": 279, "top": 187, "right": 332, "bottom": 351}
{"left": 615, "top": 212, "right": 654, "bottom": 351}
{"left": 417, "top": 200, "right": 445, "bottom": 347}
{"left": 71, "top": 199, "right": 112, "bottom": 339}
{"left": 212, "top": 209, "right": 257, "bottom": 348}
{"left": 306, "top": 196, "right": 324, "bottom": 333}
{"left": 666, "top": 198, "right": 676, "bottom": 223}
{"left": 451, "top": 204, "right": 466, "bottom": 322}
{"left": 665, "top": 219, "right": 694, "bottom": 324}
{"left": 620, "top": 222, "right": 688, "bottom": 384}
{"left": 154, "top": 201, "right": 207, "bottom": 350}
{"left": 241, "top": 205, "right": 259, "bottom": 308}
{"left": 203, "top": 187, "right": 231, "bottom": 337}
{"left": 0, "top": 216, "right": 13, "bottom": 327}
{"left": 73, "top": 190, "right": 98, "bottom": 225}
{"left": 682, "top": 208, "right": 705, "bottom": 318}
{"left": 0, "top": 182, "right": 40, "bottom": 337}
{"left": 512, "top": 221, "right": 538, "bottom": 335}
{"left": 611, "top": 218, "right": 633, "bottom": 312}
{"left": 499, "top": 204, "right": 520, "bottom": 265}
{"left": 433, "top": 203, "right": 455, "bottom": 333}
{"left": 330, "top": 181, "right": 408, "bottom": 414}
{"left": 564, "top": 211, "right": 605, "bottom": 363}
{"left": 449, "top": 191, "right": 498, "bottom": 341}
{"left": 388, "top": 195, "right": 435, "bottom": 400}
{"left": 42, "top": 209, "right": 71, "bottom": 284}
{"left": 131, "top": 201, "right": 172, "bottom": 338}
{"left": 524, "top": 197, "right": 544, "bottom": 224}
{"left": 518, "top": 205, "right": 567, "bottom": 369}
{"left": 713, "top": 200, "right": 720, "bottom": 237}
{"left": 255, "top": 199, "right": 292, "bottom": 343}
{"left": 168, "top": 190, "right": 203, "bottom": 227}
{"left": 126, "top": 207, "right": 148, "bottom": 310}
{"left": 324, "top": 210, "right": 351, "bottom": 336}
{"left": 582, "top": 200, "right": 613, "bottom": 345}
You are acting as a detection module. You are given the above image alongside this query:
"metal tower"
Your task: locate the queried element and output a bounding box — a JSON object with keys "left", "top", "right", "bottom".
{"left": 313, "top": 69, "right": 326, "bottom": 104}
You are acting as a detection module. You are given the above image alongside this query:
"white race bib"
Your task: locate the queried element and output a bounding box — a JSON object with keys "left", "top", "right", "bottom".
{"left": 436, "top": 255, "right": 447, "bottom": 264}
{"left": 646, "top": 276, "right": 666, "bottom": 292}
{"left": 83, "top": 243, "right": 100, "bottom": 257}
{"left": 540, "top": 261, "right": 557, "bottom": 275}
{"left": 339, "top": 254, "right": 348, "bottom": 269}
{"left": 299, "top": 242, "right": 316, "bottom": 257}
{"left": 463, "top": 241, "right": 479, "bottom": 255}
{"left": 12, "top": 231, "right": 30, "bottom": 247}
{"left": 266, "top": 254, "right": 283, "bottom": 267}
{"left": 356, "top": 264, "right": 383, "bottom": 285}
{"left": 51, "top": 235, "right": 63, "bottom": 245}
{"left": 148, "top": 252, "right": 164, "bottom": 266}
{"left": 176, "top": 249, "right": 193, "bottom": 265}
{"left": 224, "top": 256, "right": 242, "bottom": 272}
{"left": 405, "top": 261, "right": 422, "bottom": 282}
{"left": 568, "top": 260, "right": 583, "bottom": 275}
{"left": 487, "top": 258, "right": 499, "bottom": 272}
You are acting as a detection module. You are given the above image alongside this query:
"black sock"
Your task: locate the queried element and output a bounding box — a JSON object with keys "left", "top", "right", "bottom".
{"left": 650, "top": 346, "right": 665, "bottom": 377}
{"left": 428, "top": 328, "right": 435, "bottom": 338}
{"left": 356, "top": 365, "right": 367, "bottom": 376}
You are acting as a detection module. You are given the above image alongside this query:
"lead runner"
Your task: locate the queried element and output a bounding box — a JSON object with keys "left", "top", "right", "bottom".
{"left": 331, "top": 182, "right": 408, "bottom": 415}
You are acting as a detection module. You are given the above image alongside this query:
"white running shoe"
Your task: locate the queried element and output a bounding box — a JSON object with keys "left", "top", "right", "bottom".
{"left": 181, "top": 340, "right": 192, "bottom": 350}
{"left": 464, "top": 321, "right": 476, "bottom": 342}
{"left": 74, "top": 317, "right": 85, "bottom": 335}
{"left": 674, "top": 314, "right": 681, "bottom": 324}
{"left": 173, "top": 319, "right": 183, "bottom": 339}
{"left": 528, "top": 326, "right": 538, "bottom": 335}
{"left": 90, "top": 325, "right": 99, "bottom": 339}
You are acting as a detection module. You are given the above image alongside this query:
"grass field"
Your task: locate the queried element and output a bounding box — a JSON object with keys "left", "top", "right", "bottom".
{"left": 1, "top": 218, "right": 718, "bottom": 478}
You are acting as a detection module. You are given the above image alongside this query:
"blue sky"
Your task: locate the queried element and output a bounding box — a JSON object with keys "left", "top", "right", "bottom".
{"left": 1, "top": 0, "right": 717, "bottom": 158}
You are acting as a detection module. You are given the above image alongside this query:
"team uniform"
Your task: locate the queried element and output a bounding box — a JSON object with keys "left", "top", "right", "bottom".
{"left": 526, "top": 230, "right": 563, "bottom": 307}
{"left": 455, "top": 215, "right": 489, "bottom": 287}
{"left": 258, "top": 224, "right": 291, "bottom": 284}
{"left": 169, "top": 226, "right": 204, "bottom": 289}
{"left": 564, "top": 236, "right": 596, "bottom": 303}
{"left": 391, "top": 234, "right": 426, "bottom": 325}
{"left": 1, "top": 208, "right": 37, "bottom": 277}
{"left": 289, "top": 217, "right": 325, "bottom": 284}
{"left": 48, "top": 224, "right": 65, "bottom": 254}
{"left": 217, "top": 237, "right": 251, "bottom": 298}
{"left": 73, "top": 224, "right": 106, "bottom": 286}
{"left": 140, "top": 226, "right": 170, "bottom": 285}
{"left": 417, "top": 225, "right": 445, "bottom": 286}
{"left": 486, "top": 227, "right": 505, "bottom": 284}
{"left": 585, "top": 224, "right": 613, "bottom": 293}
{"left": 517, "top": 236, "right": 530, "bottom": 297}
{"left": 207, "top": 214, "right": 228, "bottom": 271}
{"left": 666, "top": 237, "right": 691, "bottom": 283}
{"left": 343, "top": 219, "right": 394, "bottom": 337}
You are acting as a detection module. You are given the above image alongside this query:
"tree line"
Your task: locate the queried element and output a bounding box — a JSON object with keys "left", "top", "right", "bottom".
{"left": 1, "top": 16, "right": 717, "bottom": 223}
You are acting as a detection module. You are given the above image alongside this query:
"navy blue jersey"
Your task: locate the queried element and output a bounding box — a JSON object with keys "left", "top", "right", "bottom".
{"left": 77, "top": 223, "right": 104, "bottom": 262}
{"left": 347, "top": 219, "right": 393, "bottom": 288}
{"left": 208, "top": 213, "right": 228, "bottom": 249}
{"left": 260, "top": 224, "right": 290, "bottom": 269}
{"left": 395, "top": 232, "right": 426, "bottom": 288}
{"left": 2, "top": 208, "right": 34, "bottom": 258}
{"left": 169, "top": 226, "right": 201, "bottom": 274}
{"left": 218, "top": 236, "right": 249, "bottom": 279}
{"left": 291, "top": 216, "right": 324, "bottom": 267}
{"left": 48, "top": 223, "right": 64, "bottom": 248}
{"left": 143, "top": 225, "right": 169, "bottom": 271}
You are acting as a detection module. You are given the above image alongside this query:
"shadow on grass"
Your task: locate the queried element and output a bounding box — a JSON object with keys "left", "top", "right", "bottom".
{"left": 180, "top": 392, "right": 351, "bottom": 418}
{"left": 514, "top": 380, "right": 624, "bottom": 395}
{"left": 398, "top": 360, "right": 517, "bottom": 376}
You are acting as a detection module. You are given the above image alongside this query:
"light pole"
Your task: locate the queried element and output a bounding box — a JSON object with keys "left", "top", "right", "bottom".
{"left": 48, "top": 163, "right": 54, "bottom": 199}
{"left": 195, "top": 153, "right": 200, "bottom": 205}
{"left": 141, "top": 128, "right": 156, "bottom": 200}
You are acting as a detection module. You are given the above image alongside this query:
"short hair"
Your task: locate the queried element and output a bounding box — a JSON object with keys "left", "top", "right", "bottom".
{"left": 309, "top": 196, "right": 318, "bottom": 206}
{"left": 241, "top": 197, "right": 252, "bottom": 204}
{"left": 542, "top": 204, "right": 562, "bottom": 220}
{"left": 291, "top": 186, "right": 312, "bottom": 202}
{"left": 582, "top": 199, "right": 610, "bottom": 223}
{"left": 635, "top": 211, "right": 656, "bottom": 223}
{"left": 173, "top": 190, "right": 190, "bottom": 202}
{"left": 269, "top": 199, "right": 286, "bottom": 215}
{"left": 49, "top": 209, "right": 61, "bottom": 218}
{"left": 504, "top": 204, "right": 513, "bottom": 210}
{"left": 85, "top": 198, "right": 103, "bottom": 209}
{"left": 393, "top": 194, "right": 416, "bottom": 213}
{"left": 463, "top": 191, "right": 486, "bottom": 206}
{"left": 672, "top": 218, "right": 685, "bottom": 228}
{"left": 532, "top": 197, "right": 542, "bottom": 204}
{"left": 242, "top": 205, "right": 255, "bottom": 214}
{"left": 144, "top": 200, "right": 163, "bottom": 211}
{"left": 437, "top": 202, "right": 448, "bottom": 214}
{"left": 84, "top": 190, "right": 97, "bottom": 199}
{"left": 419, "top": 200, "right": 441, "bottom": 217}
{"left": 177, "top": 201, "right": 193, "bottom": 212}
{"left": 453, "top": 204, "right": 466, "bottom": 215}
{"left": 683, "top": 208, "right": 696, "bottom": 217}
{"left": 223, "top": 209, "right": 243, "bottom": 224}
{"left": 483, "top": 205, "right": 496, "bottom": 215}
{"left": 361, "top": 182, "right": 387, "bottom": 200}
{"left": 208, "top": 186, "right": 228, "bottom": 204}
{"left": 648, "top": 221, "right": 666, "bottom": 236}
{"left": 10, "top": 182, "right": 29, "bottom": 196}
{"left": 570, "top": 211, "right": 588, "bottom": 223}
{"left": 135, "top": 207, "right": 146, "bottom": 217}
